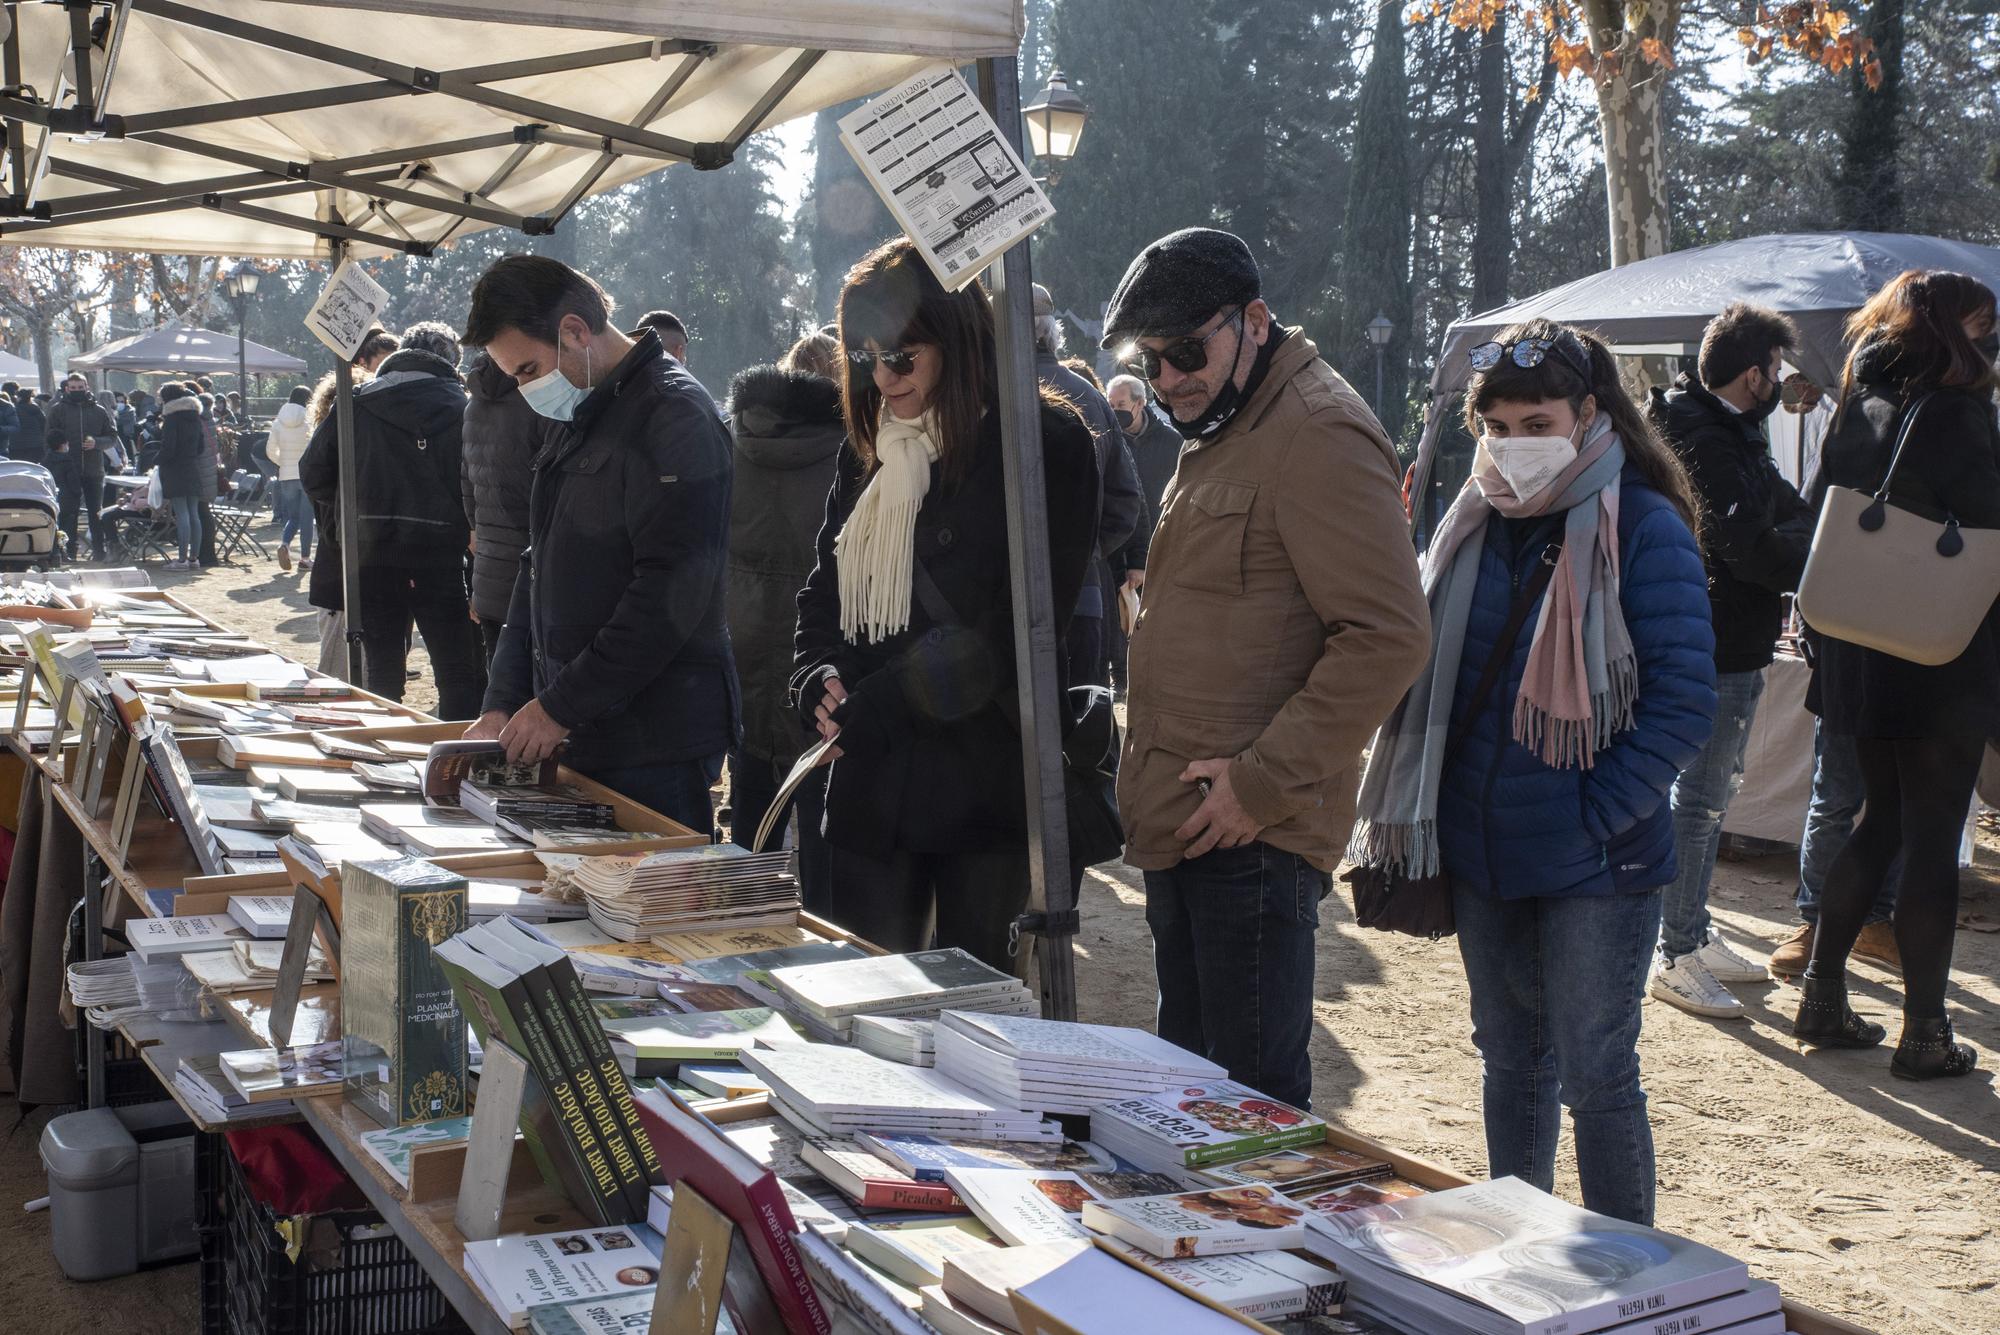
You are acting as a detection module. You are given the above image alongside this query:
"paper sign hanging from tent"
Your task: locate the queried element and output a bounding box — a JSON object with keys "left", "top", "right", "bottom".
{"left": 305, "top": 258, "right": 390, "bottom": 361}
{"left": 838, "top": 65, "right": 1054, "bottom": 292}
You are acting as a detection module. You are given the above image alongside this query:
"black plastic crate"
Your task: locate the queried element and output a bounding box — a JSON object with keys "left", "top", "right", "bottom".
{"left": 198, "top": 1132, "right": 471, "bottom": 1335}
{"left": 72, "top": 1023, "right": 169, "bottom": 1108}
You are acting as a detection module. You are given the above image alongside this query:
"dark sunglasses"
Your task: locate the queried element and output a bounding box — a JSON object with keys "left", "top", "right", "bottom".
{"left": 847, "top": 347, "right": 919, "bottom": 376}
{"left": 1120, "top": 306, "right": 1246, "bottom": 381}
{"left": 1468, "top": 334, "right": 1592, "bottom": 382}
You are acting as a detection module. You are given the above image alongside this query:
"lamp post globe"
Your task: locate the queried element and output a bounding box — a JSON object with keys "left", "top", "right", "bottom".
{"left": 1365, "top": 313, "right": 1393, "bottom": 419}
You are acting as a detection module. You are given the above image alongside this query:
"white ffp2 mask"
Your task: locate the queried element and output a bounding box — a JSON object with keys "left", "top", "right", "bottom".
{"left": 1474, "top": 424, "right": 1581, "bottom": 505}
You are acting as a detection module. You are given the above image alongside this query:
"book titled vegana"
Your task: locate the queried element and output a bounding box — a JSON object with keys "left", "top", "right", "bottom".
{"left": 1080, "top": 1183, "right": 1308, "bottom": 1258}
{"left": 340, "top": 857, "right": 468, "bottom": 1128}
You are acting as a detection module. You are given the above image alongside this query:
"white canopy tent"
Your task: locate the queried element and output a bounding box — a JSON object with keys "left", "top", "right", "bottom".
{"left": 0, "top": 346, "right": 40, "bottom": 387}
{"left": 69, "top": 321, "right": 306, "bottom": 374}
{"left": 0, "top": 0, "right": 1084, "bottom": 1022}
{"left": 0, "top": 0, "right": 1014, "bottom": 256}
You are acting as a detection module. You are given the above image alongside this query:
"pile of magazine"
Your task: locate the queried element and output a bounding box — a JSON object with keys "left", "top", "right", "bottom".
{"left": 933, "top": 1011, "right": 1226, "bottom": 1116}
{"left": 761, "top": 947, "right": 1037, "bottom": 1043}
{"left": 568, "top": 845, "right": 801, "bottom": 942}
{"left": 742, "top": 1043, "right": 1063, "bottom": 1142}
{"left": 1305, "top": 1176, "right": 1783, "bottom": 1335}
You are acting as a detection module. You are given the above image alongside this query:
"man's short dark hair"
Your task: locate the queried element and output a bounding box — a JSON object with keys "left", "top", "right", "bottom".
{"left": 462, "top": 255, "right": 613, "bottom": 349}
{"left": 196, "top": 376, "right": 214, "bottom": 392}
{"left": 3, "top": 382, "right": 17, "bottom": 396}
{"left": 636, "top": 310, "right": 686, "bottom": 343}
{"left": 400, "top": 320, "right": 463, "bottom": 367}
{"left": 1698, "top": 303, "right": 1799, "bottom": 391}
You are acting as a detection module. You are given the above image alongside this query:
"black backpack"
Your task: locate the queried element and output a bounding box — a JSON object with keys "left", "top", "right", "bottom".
{"left": 354, "top": 393, "right": 468, "bottom": 562}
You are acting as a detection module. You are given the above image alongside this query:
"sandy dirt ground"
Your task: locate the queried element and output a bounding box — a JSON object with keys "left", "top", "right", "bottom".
{"left": 4, "top": 529, "right": 1995, "bottom": 1334}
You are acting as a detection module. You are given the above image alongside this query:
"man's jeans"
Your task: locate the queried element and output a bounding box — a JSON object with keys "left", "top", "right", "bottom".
{"left": 1454, "top": 883, "right": 1663, "bottom": 1226}
{"left": 1661, "top": 669, "right": 1764, "bottom": 959}
{"left": 1797, "top": 719, "right": 1898, "bottom": 926}
{"left": 586, "top": 752, "right": 724, "bottom": 841}
{"left": 1143, "top": 841, "right": 1327, "bottom": 1111}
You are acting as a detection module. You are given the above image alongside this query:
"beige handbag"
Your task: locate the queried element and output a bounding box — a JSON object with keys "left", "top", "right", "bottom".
{"left": 1797, "top": 391, "right": 2000, "bottom": 666}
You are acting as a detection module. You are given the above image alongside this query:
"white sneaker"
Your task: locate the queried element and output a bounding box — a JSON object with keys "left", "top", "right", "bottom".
{"left": 1691, "top": 926, "right": 1766, "bottom": 983}
{"left": 1649, "top": 951, "right": 1745, "bottom": 1019}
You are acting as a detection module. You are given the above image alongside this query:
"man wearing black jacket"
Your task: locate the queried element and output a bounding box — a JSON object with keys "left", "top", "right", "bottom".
{"left": 299, "top": 323, "right": 484, "bottom": 719}
{"left": 1648, "top": 304, "right": 1814, "bottom": 1020}
{"left": 10, "top": 386, "right": 42, "bottom": 464}
{"left": 460, "top": 255, "right": 737, "bottom": 834}
{"left": 45, "top": 372, "right": 115, "bottom": 560}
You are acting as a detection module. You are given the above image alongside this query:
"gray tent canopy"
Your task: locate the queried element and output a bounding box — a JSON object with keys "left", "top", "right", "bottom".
{"left": 68, "top": 321, "right": 307, "bottom": 375}
{"left": 1412, "top": 232, "right": 2000, "bottom": 513}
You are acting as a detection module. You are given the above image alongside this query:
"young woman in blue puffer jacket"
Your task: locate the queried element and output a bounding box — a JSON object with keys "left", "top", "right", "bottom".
{"left": 1351, "top": 320, "right": 1716, "bottom": 1225}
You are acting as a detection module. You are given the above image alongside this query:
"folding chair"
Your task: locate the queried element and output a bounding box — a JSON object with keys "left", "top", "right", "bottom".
{"left": 211, "top": 469, "right": 273, "bottom": 562}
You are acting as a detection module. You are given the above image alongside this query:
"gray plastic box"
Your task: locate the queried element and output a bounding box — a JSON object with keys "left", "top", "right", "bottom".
{"left": 40, "top": 1100, "right": 200, "bottom": 1280}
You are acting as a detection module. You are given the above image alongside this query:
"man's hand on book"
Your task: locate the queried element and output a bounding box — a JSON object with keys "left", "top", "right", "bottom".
{"left": 495, "top": 698, "right": 571, "bottom": 765}
{"left": 1174, "top": 759, "right": 1264, "bottom": 859}
{"left": 464, "top": 709, "right": 507, "bottom": 742}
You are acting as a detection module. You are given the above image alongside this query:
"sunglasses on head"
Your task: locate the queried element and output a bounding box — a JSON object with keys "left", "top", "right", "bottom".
{"left": 1120, "top": 305, "right": 1247, "bottom": 381}
{"left": 1468, "top": 334, "right": 1592, "bottom": 382}
{"left": 847, "top": 347, "right": 919, "bottom": 376}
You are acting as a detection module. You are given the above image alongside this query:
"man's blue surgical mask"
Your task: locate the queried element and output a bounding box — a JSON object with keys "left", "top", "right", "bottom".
{"left": 520, "top": 341, "right": 590, "bottom": 421}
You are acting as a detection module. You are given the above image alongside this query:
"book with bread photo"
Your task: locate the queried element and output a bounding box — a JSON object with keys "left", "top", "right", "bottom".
{"left": 1080, "top": 1183, "right": 1307, "bottom": 1258}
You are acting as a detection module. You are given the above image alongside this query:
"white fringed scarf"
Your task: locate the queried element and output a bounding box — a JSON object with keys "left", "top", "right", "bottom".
{"left": 835, "top": 410, "right": 941, "bottom": 644}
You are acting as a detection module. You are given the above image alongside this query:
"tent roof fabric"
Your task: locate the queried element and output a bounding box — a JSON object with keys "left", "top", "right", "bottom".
{"left": 1432, "top": 231, "right": 2000, "bottom": 392}
{"left": 68, "top": 323, "right": 308, "bottom": 374}
{"left": 0, "top": 0, "right": 1018, "bottom": 258}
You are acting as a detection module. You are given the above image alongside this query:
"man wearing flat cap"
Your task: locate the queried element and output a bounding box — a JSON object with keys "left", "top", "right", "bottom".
{"left": 1111, "top": 227, "right": 1430, "bottom": 1109}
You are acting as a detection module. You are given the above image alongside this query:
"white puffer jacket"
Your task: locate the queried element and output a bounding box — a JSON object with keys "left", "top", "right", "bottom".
{"left": 265, "top": 401, "right": 311, "bottom": 482}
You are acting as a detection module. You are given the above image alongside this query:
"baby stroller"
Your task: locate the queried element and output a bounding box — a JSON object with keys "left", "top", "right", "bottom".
{"left": 0, "top": 461, "right": 63, "bottom": 572}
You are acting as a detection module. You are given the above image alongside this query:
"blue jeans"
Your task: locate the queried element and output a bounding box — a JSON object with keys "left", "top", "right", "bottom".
{"left": 1454, "top": 883, "right": 1662, "bottom": 1225}
{"left": 1796, "top": 719, "right": 1899, "bottom": 926}
{"left": 1661, "top": 669, "right": 1765, "bottom": 958}
{"left": 583, "top": 752, "right": 723, "bottom": 841}
{"left": 1143, "top": 842, "right": 1327, "bottom": 1111}
{"left": 275, "top": 477, "right": 313, "bottom": 559}
{"left": 168, "top": 495, "right": 202, "bottom": 561}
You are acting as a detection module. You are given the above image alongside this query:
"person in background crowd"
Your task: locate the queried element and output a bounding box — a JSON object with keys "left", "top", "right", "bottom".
{"left": 725, "top": 330, "right": 845, "bottom": 913}
{"left": 636, "top": 310, "right": 690, "bottom": 365}
{"left": 1770, "top": 735, "right": 1903, "bottom": 981}
{"left": 463, "top": 256, "right": 738, "bottom": 833}
{"left": 1794, "top": 269, "right": 2000, "bottom": 1081}
{"left": 193, "top": 393, "right": 222, "bottom": 566}
{"left": 155, "top": 383, "right": 207, "bottom": 572}
{"left": 1646, "top": 304, "right": 1816, "bottom": 1020}
{"left": 1061, "top": 356, "right": 1104, "bottom": 391}
{"left": 1355, "top": 321, "right": 1715, "bottom": 1224}
{"left": 301, "top": 322, "right": 483, "bottom": 719}
{"left": 196, "top": 376, "right": 214, "bottom": 395}
{"left": 461, "top": 351, "right": 541, "bottom": 666}
{"left": 265, "top": 384, "right": 315, "bottom": 573}
{"left": 223, "top": 391, "right": 245, "bottom": 429}
{"left": 0, "top": 382, "right": 17, "bottom": 460}
{"left": 793, "top": 239, "right": 1098, "bottom": 969}
{"left": 45, "top": 372, "right": 115, "bottom": 562}
{"left": 114, "top": 391, "right": 136, "bottom": 459}
{"left": 12, "top": 389, "right": 44, "bottom": 464}
{"left": 1114, "top": 227, "right": 1431, "bottom": 1110}
{"left": 135, "top": 401, "right": 163, "bottom": 474}
{"left": 1034, "top": 282, "right": 1141, "bottom": 690}
{"left": 305, "top": 325, "right": 401, "bottom": 676}
{"left": 1106, "top": 371, "right": 1176, "bottom": 688}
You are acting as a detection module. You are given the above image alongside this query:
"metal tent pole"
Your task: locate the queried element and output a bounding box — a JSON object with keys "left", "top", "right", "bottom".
{"left": 328, "top": 237, "right": 364, "bottom": 683}
{"left": 976, "top": 55, "right": 1077, "bottom": 1022}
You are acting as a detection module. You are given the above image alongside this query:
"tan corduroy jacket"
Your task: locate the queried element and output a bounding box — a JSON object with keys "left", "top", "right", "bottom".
{"left": 1118, "top": 330, "right": 1431, "bottom": 872}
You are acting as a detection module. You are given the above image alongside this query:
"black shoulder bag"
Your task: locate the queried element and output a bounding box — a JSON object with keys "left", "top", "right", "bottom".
{"left": 910, "top": 561, "right": 1126, "bottom": 872}
{"left": 1342, "top": 532, "right": 1565, "bottom": 940}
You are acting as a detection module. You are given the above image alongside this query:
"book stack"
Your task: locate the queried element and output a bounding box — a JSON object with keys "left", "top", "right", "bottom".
{"left": 569, "top": 845, "right": 801, "bottom": 942}
{"left": 434, "top": 919, "right": 664, "bottom": 1226}
{"left": 463, "top": 1224, "right": 664, "bottom": 1331}
{"left": 175, "top": 1055, "right": 294, "bottom": 1123}
{"left": 761, "top": 948, "right": 1036, "bottom": 1042}
{"left": 1190, "top": 1141, "right": 1398, "bottom": 1196}
{"left": 1088, "top": 1080, "right": 1327, "bottom": 1177}
{"left": 360, "top": 802, "right": 529, "bottom": 855}
{"left": 124, "top": 913, "right": 249, "bottom": 961}
{"left": 226, "top": 894, "right": 295, "bottom": 940}
{"left": 599, "top": 1007, "right": 801, "bottom": 1078}
{"left": 1305, "top": 1177, "right": 1777, "bottom": 1335}
{"left": 853, "top": 1014, "right": 936, "bottom": 1066}
{"left": 182, "top": 940, "right": 334, "bottom": 994}
{"left": 467, "top": 878, "right": 588, "bottom": 923}
{"left": 741, "top": 1044, "right": 1061, "bottom": 1143}
{"left": 1080, "top": 1183, "right": 1307, "bottom": 1257}
{"left": 219, "top": 1040, "right": 347, "bottom": 1104}
{"left": 460, "top": 778, "right": 615, "bottom": 835}
{"left": 934, "top": 1012, "right": 1225, "bottom": 1117}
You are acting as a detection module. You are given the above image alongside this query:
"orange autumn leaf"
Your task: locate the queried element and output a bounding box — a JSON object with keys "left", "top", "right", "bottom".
{"left": 1639, "top": 37, "right": 1674, "bottom": 68}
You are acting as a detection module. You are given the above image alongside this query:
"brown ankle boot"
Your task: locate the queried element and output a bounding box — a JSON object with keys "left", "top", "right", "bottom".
{"left": 1767, "top": 922, "right": 1814, "bottom": 981}
{"left": 1852, "top": 921, "right": 1902, "bottom": 977}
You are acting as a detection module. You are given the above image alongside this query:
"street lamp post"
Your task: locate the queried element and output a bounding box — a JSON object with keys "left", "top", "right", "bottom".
{"left": 1365, "top": 312, "right": 1394, "bottom": 421}
{"left": 1022, "top": 69, "right": 1090, "bottom": 187}
{"left": 223, "top": 262, "right": 261, "bottom": 415}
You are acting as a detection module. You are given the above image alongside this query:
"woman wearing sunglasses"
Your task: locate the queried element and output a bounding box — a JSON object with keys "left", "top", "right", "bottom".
{"left": 788, "top": 239, "right": 1100, "bottom": 970}
{"left": 1351, "top": 319, "right": 1716, "bottom": 1224}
